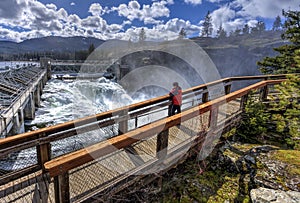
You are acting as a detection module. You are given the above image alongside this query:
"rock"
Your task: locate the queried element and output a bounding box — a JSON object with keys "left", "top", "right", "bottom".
{"left": 250, "top": 187, "right": 300, "bottom": 203}
{"left": 244, "top": 154, "right": 256, "bottom": 165}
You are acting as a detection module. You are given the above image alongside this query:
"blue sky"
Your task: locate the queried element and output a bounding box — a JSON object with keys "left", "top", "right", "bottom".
{"left": 0, "top": 0, "right": 299, "bottom": 42}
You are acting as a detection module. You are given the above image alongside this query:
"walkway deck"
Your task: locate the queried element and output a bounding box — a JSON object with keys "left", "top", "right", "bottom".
{"left": 0, "top": 75, "right": 287, "bottom": 202}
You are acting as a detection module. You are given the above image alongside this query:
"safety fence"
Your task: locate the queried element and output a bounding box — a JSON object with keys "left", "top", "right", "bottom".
{"left": 0, "top": 75, "right": 288, "bottom": 202}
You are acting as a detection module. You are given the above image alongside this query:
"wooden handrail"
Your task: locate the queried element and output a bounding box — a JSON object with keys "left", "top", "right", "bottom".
{"left": 0, "top": 74, "right": 290, "bottom": 149}
{"left": 44, "top": 79, "right": 284, "bottom": 177}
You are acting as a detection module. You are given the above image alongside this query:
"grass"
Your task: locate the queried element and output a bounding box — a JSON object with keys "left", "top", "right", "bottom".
{"left": 160, "top": 159, "right": 250, "bottom": 203}
{"left": 271, "top": 149, "right": 300, "bottom": 176}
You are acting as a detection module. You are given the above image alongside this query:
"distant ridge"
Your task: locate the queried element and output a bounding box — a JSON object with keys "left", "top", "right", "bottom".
{"left": 0, "top": 36, "right": 105, "bottom": 54}
{"left": 0, "top": 31, "right": 287, "bottom": 79}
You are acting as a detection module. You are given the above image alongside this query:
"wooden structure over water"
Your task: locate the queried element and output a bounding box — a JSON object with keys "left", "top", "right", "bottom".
{"left": 0, "top": 59, "right": 50, "bottom": 137}
{"left": 0, "top": 74, "right": 288, "bottom": 202}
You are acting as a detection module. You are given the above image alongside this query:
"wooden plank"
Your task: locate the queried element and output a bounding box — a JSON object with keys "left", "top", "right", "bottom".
{"left": 45, "top": 79, "right": 284, "bottom": 177}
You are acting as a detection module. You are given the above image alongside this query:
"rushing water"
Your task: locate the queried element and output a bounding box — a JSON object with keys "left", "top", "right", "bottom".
{"left": 0, "top": 61, "right": 39, "bottom": 71}
{"left": 0, "top": 77, "right": 153, "bottom": 171}
{"left": 26, "top": 77, "right": 133, "bottom": 129}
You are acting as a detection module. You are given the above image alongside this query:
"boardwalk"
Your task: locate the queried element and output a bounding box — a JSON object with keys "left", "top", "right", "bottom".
{"left": 0, "top": 64, "right": 49, "bottom": 136}
{"left": 0, "top": 75, "right": 287, "bottom": 202}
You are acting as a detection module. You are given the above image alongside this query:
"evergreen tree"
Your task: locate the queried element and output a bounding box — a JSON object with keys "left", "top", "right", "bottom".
{"left": 201, "top": 11, "right": 213, "bottom": 37}
{"left": 251, "top": 21, "right": 266, "bottom": 35}
{"left": 272, "top": 15, "right": 282, "bottom": 31}
{"left": 230, "top": 28, "right": 241, "bottom": 37}
{"left": 216, "top": 25, "right": 227, "bottom": 38}
{"left": 242, "top": 24, "right": 250, "bottom": 35}
{"left": 258, "top": 9, "right": 300, "bottom": 74}
{"left": 139, "top": 28, "right": 146, "bottom": 42}
{"left": 178, "top": 28, "right": 187, "bottom": 39}
{"left": 255, "top": 8, "right": 300, "bottom": 149}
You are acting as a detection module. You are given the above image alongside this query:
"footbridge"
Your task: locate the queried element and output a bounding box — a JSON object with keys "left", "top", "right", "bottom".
{"left": 0, "top": 59, "right": 51, "bottom": 137}
{"left": 0, "top": 75, "right": 288, "bottom": 202}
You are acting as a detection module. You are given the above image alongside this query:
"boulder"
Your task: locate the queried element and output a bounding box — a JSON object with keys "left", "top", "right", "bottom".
{"left": 250, "top": 187, "right": 300, "bottom": 203}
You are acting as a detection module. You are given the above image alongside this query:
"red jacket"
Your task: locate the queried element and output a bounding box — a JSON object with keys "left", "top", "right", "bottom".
{"left": 170, "top": 86, "right": 182, "bottom": 105}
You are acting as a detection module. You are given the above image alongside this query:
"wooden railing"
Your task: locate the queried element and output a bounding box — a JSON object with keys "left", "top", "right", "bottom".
{"left": 0, "top": 75, "right": 289, "bottom": 202}
{"left": 42, "top": 79, "right": 283, "bottom": 202}
{"left": 0, "top": 75, "right": 287, "bottom": 176}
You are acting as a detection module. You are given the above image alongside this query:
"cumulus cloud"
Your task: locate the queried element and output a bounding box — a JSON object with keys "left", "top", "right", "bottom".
{"left": 184, "top": 0, "right": 202, "bottom": 5}
{"left": 89, "top": 3, "right": 106, "bottom": 16}
{"left": 112, "top": 1, "right": 170, "bottom": 24}
{"left": 233, "top": 0, "right": 300, "bottom": 18}
{"left": 0, "top": 0, "right": 299, "bottom": 42}
{"left": 0, "top": 0, "right": 27, "bottom": 19}
{"left": 209, "top": 0, "right": 294, "bottom": 36}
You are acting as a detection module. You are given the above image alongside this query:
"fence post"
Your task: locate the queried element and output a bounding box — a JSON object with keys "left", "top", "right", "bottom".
{"left": 240, "top": 94, "right": 249, "bottom": 111}
{"left": 54, "top": 173, "right": 70, "bottom": 203}
{"left": 135, "top": 116, "right": 138, "bottom": 128}
{"left": 208, "top": 107, "right": 218, "bottom": 129}
{"left": 118, "top": 109, "right": 128, "bottom": 135}
{"left": 156, "top": 129, "right": 169, "bottom": 159}
{"left": 224, "top": 82, "right": 232, "bottom": 95}
{"left": 202, "top": 91, "right": 209, "bottom": 103}
{"left": 37, "top": 133, "right": 51, "bottom": 171}
{"left": 260, "top": 85, "right": 269, "bottom": 101}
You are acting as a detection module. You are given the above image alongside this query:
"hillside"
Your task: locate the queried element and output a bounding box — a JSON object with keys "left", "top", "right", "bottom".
{"left": 0, "top": 31, "right": 286, "bottom": 80}
{"left": 0, "top": 36, "right": 105, "bottom": 54}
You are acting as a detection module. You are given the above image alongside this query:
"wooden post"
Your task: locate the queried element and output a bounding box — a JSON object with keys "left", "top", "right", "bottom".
{"left": 156, "top": 129, "right": 169, "bottom": 159}
{"left": 54, "top": 173, "right": 70, "bottom": 203}
{"left": 208, "top": 107, "right": 218, "bottom": 129}
{"left": 118, "top": 110, "right": 128, "bottom": 135}
{"left": 202, "top": 91, "right": 209, "bottom": 103}
{"left": 135, "top": 116, "right": 138, "bottom": 128}
{"left": 37, "top": 133, "right": 51, "bottom": 171}
{"left": 240, "top": 94, "right": 249, "bottom": 111}
{"left": 260, "top": 85, "right": 269, "bottom": 101}
{"left": 224, "top": 83, "right": 231, "bottom": 95}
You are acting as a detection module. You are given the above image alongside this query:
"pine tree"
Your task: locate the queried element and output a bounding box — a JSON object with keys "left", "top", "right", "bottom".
{"left": 256, "top": 8, "right": 300, "bottom": 149}
{"left": 178, "top": 28, "right": 186, "bottom": 39}
{"left": 272, "top": 15, "right": 282, "bottom": 31}
{"left": 251, "top": 21, "right": 266, "bottom": 35}
{"left": 230, "top": 28, "right": 241, "bottom": 37}
{"left": 139, "top": 28, "right": 146, "bottom": 42}
{"left": 216, "top": 25, "right": 227, "bottom": 38}
{"left": 242, "top": 24, "right": 250, "bottom": 35}
{"left": 258, "top": 9, "right": 300, "bottom": 74}
{"left": 201, "top": 11, "right": 213, "bottom": 37}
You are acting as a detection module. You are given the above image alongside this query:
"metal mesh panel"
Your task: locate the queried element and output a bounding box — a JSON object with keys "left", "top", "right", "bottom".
{"left": 69, "top": 150, "right": 137, "bottom": 201}
{"left": 0, "top": 147, "right": 38, "bottom": 176}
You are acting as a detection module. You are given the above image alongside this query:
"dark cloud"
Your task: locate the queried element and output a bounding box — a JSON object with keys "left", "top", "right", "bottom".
{"left": 0, "top": 0, "right": 26, "bottom": 19}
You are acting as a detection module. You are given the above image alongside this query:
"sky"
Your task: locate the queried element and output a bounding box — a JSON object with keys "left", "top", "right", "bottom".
{"left": 0, "top": 0, "right": 299, "bottom": 42}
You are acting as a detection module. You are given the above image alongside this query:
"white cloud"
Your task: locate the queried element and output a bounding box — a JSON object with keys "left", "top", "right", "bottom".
{"left": 70, "top": 2, "right": 75, "bottom": 6}
{"left": 0, "top": 0, "right": 299, "bottom": 42}
{"left": 233, "top": 0, "right": 300, "bottom": 18}
{"left": 184, "top": 0, "right": 202, "bottom": 5}
{"left": 89, "top": 3, "right": 105, "bottom": 16}
{"left": 112, "top": 1, "right": 170, "bottom": 24}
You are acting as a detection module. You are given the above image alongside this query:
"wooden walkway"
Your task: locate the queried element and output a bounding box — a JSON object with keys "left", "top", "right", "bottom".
{"left": 0, "top": 75, "right": 288, "bottom": 202}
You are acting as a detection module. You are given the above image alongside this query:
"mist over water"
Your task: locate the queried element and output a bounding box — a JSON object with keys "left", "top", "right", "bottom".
{"left": 1, "top": 77, "right": 159, "bottom": 171}
{"left": 26, "top": 77, "right": 140, "bottom": 129}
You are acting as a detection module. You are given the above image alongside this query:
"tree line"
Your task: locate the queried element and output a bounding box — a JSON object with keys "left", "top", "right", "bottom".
{"left": 238, "top": 8, "right": 300, "bottom": 149}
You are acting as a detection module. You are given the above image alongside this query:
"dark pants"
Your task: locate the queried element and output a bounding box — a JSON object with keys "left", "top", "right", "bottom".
{"left": 170, "top": 104, "right": 181, "bottom": 116}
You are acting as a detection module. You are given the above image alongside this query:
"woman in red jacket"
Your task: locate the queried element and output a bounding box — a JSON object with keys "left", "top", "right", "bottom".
{"left": 169, "top": 82, "right": 182, "bottom": 116}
